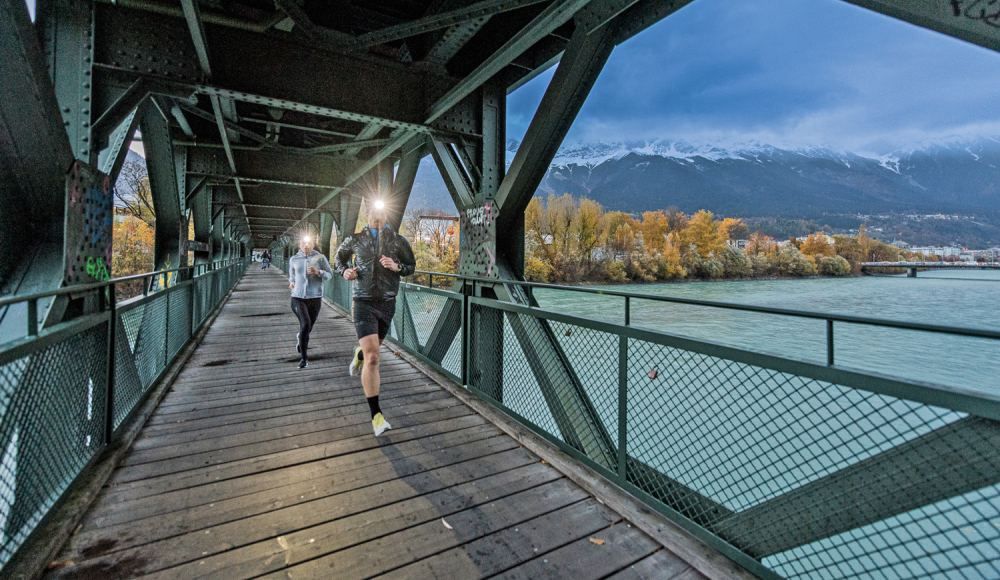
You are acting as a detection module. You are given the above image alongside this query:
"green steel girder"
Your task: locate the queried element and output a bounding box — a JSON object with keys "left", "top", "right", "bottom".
{"left": 43, "top": 0, "right": 95, "bottom": 163}
{"left": 320, "top": 213, "right": 335, "bottom": 259}
{"left": 96, "top": 106, "right": 141, "bottom": 182}
{"left": 212, "top": 208, "right": 226, "bottom": 262}
{"left": 192, "top": 185, "right": 213, "bottom": 264}
{"left": 140, "top": 100, "right": 186, "bottom": 278}
{"left": 186, "top": 147, "right": 362, "bottom": 190}
{"left": 388, "top": 149, "right": 422, "bottom": 231}
{"left": 842, "top": 0, "right": 1000, "bottom": 54}
{"left": 424, "top": 0, "right": 591, "bottom": 124}
{"left": 92, "top": 4, "right": 464, "bottom": 132}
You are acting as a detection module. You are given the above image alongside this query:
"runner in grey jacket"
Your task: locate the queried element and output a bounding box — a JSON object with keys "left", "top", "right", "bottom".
{"left": 288, "top": 236, "right": 333, "bottom": 368}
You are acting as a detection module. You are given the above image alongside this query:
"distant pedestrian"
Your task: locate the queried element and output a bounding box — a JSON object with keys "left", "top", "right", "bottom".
{"left": 335, "top": 199, "right": 415, "bottom": 436}
{"left": 262, "top": 249, "right": 271, "bottom": 269}
{"left": 289, "top": 235, "right": 332, "bottom": 369}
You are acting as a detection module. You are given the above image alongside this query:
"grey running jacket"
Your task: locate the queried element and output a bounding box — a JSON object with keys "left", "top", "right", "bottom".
{"left": 288, "top": 250, "right": 333, "bottom": 299}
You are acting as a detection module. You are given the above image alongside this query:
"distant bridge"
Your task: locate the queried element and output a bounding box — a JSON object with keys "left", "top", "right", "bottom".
{"left": 861, "top": 262, "right": 1000, "bottom": 277}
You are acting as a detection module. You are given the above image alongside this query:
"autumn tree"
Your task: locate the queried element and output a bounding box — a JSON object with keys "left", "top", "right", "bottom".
{"left": 857, "top": 224, "right": 871, "bottom": 262}
{"left": 640, "top": 211, "right": 670, "bottom": 253}
{"left": 678, "top": 210, "right": 726, "bottom": 259}
{"left": 745, "top": 231, "right": 776, "bottom": 256}
{"left": 717, "top": 217, "right": 750, "bottom": 243}
{"left": 799, "top": 232, "right": 836, "bottom": 258}
{"left": 574, "top": 198, "right": 607, "bottom": 272}
{"left": 115, "top": 159, "right": 155, "bottom": 226}
{"left": 113, "top": 212, "right": 154, "bottom": 299}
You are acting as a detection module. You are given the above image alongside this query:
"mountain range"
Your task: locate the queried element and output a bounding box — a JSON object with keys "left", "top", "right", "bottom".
{"left": 408, "top": 135, "right": 1000, "bottom": 219}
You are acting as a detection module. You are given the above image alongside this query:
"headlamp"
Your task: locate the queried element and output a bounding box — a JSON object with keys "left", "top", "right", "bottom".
{"left": 374, "top": 200, "right": 385, "bottom": 210}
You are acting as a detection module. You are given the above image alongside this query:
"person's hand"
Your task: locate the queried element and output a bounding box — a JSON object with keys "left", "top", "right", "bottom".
{"left": 380, "top": 255, "right": 400, "bottom": 272}
{"left": 343, "top": 268, "right": 358, "bottom": 281}
{"left": 289, "top": 282, "right": 295, "bottom": 289}
{"left": 307, "top": 266, "right": 320, "bottom": 275}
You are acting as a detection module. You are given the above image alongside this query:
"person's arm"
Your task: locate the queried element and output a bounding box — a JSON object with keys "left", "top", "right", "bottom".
{"left": 334, "top": 236, "right": 354, "bottom": 276}
{"left": 288, "top": 258, "right": 296, "bottom": 288}
{"left": 396, "top": 236, "right": 416, "bottom": 277}
{"left": 318, "top": 255, "right": 333, "bottom": 280}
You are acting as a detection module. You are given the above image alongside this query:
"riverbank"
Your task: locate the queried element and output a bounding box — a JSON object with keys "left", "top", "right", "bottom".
{"left": 563, "top": 273, "right": 863, "bottom": 288}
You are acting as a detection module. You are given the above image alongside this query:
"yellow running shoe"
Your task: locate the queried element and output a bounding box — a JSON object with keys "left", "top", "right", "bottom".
{"left": 372, "top": 412, "right": 391, "bottom": 436}
{"left": 349, "top": 346, "right": 364, "bottom": 376}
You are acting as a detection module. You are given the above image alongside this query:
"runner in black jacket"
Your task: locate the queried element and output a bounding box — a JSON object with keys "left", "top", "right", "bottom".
{"left": 334, "top": 201, "right": 416, "bottom": 436}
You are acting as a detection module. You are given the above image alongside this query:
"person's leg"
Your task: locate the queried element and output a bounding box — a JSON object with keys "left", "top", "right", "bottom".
{"left": 290, "top": 298, "right": 311, "bottom": 364}
{"left": 359, "top": 333, "right": 381, "bottom": 398}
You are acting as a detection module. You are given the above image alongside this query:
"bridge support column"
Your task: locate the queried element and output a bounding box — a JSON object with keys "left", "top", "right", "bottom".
{"left": 140, "top": 100, "right": 186, "bottom": 285}
{"left": 908, "top": 267, "right": 917, "bottom": 277}
{"left": 418, "top": 18, "right": 623, "bottom": 469}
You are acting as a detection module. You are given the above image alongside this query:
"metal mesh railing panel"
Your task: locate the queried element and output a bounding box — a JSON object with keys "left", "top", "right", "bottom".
{"left": 766, "top": 481, "right": 1000, "bottom": 580}
{"left": 166, "top": 289, "right": 192, "bottom": 360}
{"left": 467, "top": 304, "right": 562, "bottom": 443}
{"left": 403, "top": 291, "right": 447, "bottom": 348}
{"left": 132, "top": 293, "right": 168, "bottom": 389}
{"left": 457, "top": 299, "right": 1000, "bottom": 580}
{"left": 624, "top": 339, "right": 959, "bottom": 515}
{"left": 112, "top": 314, "right": 143, "bottom": 429}
{"left": 0, "top": 323, "right": 108, "bottom": 568}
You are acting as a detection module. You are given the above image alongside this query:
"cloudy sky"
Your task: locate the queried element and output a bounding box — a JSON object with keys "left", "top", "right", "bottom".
{"left": 507, "top": 0, "right": 1000, "bottom": 151}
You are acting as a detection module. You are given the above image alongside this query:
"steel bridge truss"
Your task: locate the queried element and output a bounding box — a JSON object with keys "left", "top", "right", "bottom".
{"left": 2, "top": 0, "right": 1000, "bottom": 577}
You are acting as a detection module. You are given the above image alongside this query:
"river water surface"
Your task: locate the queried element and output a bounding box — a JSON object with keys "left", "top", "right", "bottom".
{"left": 533, "top": 270, "right": 1000, "bottom": 396}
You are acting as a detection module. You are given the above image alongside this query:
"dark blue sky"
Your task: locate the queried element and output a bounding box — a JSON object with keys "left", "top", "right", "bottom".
{"left": 507, "top": 0, "right": 1000, "bottom": 150}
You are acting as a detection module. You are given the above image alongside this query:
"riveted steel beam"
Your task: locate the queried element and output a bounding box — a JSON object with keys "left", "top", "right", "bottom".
{"left": 96, "top": 106, "right": 141, "bottom": 181}
{"left": 424, "top": 0, "right": 592, "bottom": 124}
{"left": 841, "top": 0, "right": 1000, "bottom": 53}
{"left": 347, "top": 0, "right": 552, "bottom": 52}
{"left": 43, "top": 0, "right": 96, "bottom": 163}
{"left": 140, "top": 99, "right": 186, "bottom": 278}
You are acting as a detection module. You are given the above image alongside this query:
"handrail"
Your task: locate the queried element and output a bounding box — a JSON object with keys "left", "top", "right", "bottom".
{"left": 0, "top": 259, "right": 244, "bottom": 309}
{"left": 406, "top": 269, "right": 1000, "bottom": 342}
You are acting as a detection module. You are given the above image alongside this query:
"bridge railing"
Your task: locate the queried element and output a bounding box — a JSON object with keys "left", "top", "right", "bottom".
{"left": 352, "top": 269, "right": 1000, "bottom": 580}
{"left": 0, "top": 258, "right": 249, "bottom": 570}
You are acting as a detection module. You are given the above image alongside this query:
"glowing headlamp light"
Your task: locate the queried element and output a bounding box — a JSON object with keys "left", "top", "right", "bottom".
{"left": 374, "top": 200, "right": 385, "bottom": 210}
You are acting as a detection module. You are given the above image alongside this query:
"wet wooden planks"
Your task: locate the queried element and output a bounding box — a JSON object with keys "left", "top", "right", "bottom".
{"left": 44, "top": 267, "right": 697, "bottom": 580}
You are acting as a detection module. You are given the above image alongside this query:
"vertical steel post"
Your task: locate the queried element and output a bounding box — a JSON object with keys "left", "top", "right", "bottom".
{"left": 27, "top": 299, "right": 38, "bottom": 336}
{"left": 617, "top": 333, "right": 628, "bottom": 485}
{"left": 462, "top": 280, "right": 471, "bottom": 386}
{"left": 625, "top": 296, "right": 630, "bottom": 326}
{"left": 105, "top": 286, "right": 117, "bottom": 443}
{"left": 164, "top": 290, "right": 170, "bottom": 366}
{"left": 428, "top": 273, "right": 433, "bottom": 289}
{"left": 827, "top": 319, "right": 834, "bottom": 366}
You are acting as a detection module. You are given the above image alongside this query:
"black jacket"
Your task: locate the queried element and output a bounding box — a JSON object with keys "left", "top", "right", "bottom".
{"left": 334, "top": 226, "right": 416, "bottom": 300}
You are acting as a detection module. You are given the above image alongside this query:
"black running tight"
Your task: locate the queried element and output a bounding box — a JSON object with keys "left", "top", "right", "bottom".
{"left": 291, "top": 297, "right": 322, "bottom": 360}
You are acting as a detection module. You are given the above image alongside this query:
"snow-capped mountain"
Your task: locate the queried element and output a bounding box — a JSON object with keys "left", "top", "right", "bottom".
{"left": 514, "top": 135, "right": 1000, "bottom": 216}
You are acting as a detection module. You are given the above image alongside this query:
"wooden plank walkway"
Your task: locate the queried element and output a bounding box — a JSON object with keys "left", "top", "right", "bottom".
{"left": 44, "top": 267, "right": 704, "bottom": 580}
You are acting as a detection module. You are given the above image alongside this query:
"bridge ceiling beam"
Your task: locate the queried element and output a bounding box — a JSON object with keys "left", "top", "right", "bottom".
{"left": 187, "top": 147, "right": 361, "bottom": 189}
{"left": 842, "top": 0, "right": 1000, "bottom": 53}
{"left": 342, "top": 0, "right": 553, "bottom": 53}
{"left": 424, "top": 0, "right": 591, "bottom": 124}
{"left": 92, "top": 4, "right": 463, "bottom": 131}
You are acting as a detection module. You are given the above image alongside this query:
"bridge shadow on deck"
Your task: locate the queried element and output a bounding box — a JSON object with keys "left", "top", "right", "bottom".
{"left": 44, "top": 267, "right": 701, "bottom": 580}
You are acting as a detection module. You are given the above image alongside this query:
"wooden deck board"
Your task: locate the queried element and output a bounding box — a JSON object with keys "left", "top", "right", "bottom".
{"left": 45, "top": 268, "right": 691, "bottom": 580}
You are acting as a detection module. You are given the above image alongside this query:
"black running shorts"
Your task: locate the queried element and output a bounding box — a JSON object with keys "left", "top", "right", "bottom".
{"left": 353, "top": 298, "right": 396, "bottom": 340}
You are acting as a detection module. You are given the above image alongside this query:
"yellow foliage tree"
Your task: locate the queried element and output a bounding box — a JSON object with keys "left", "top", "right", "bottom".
{"left": 574, "top": 197, "right": 607, "bottom": 270}
{"left": 113, "top": 212, "right": 155, "bottom": 299}
{"left": 717, "top": 217, "right": 750, "bottom": 242}
{"left": 678, "top": 210, "right": 726, "bottom": 258}
{"left": 640, "top": 210, "right": 670, "bottom": 253}
{"left": 799, "top": 232, "right": 836, "bottom": 258}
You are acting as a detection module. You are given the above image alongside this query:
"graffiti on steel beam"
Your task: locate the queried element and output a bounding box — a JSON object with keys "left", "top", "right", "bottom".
{"left": 459, "top": 202, "right": 499, "bottom": 279}
{"left": 951, "top": 0, "right": 1000, "bottom": 27}
{"left": 65, "top": 161, "right": 114, "bottom": 285}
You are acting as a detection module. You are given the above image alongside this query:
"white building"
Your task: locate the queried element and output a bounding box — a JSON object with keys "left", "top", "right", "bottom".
{"left": 908, "top": 246, "right": 962, "bottom": 257}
